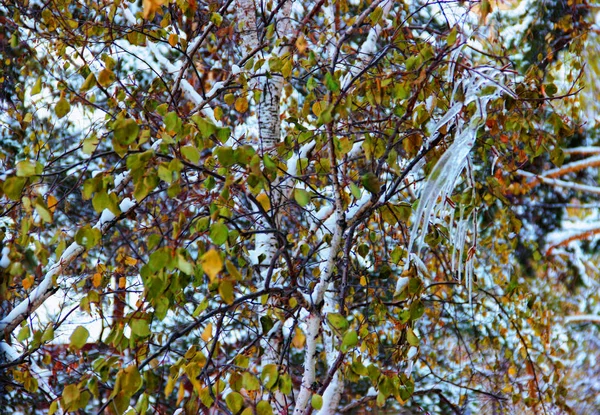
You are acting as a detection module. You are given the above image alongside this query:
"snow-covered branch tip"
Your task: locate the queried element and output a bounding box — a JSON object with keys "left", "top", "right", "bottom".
{"left": 0, "top": 174, "right": 137, "bottom": 341}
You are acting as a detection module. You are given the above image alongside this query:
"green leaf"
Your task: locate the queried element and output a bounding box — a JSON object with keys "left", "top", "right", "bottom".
{"left": 70, "top": 326, "right": 89, "bottom": 350}
{"left": 83, "top": 135, "right": 100, "bottom": 155}
{"left": 369, "top": 6, "right": 383, "bottom": 25}
{"left": 75, "top": 226, "right": 101, "bottom": 249}
{"left": 545, "top": 83, "right": 558, "bottom": 97}
{"left": 361, "top": 172, "right": 381, "bottom": 194}
{"left": 55, "top": 97, "right": 71, "bottom": 119}
{"left": 316, "top": 104, "right": 333, "bottom": 125}
{"left": 261, "top": 364, "right": 279, "bottom": 390}
{"left": 192, "top": 115, "right": 217, "bottom": 138}
{"left": 17, "top": 324, "right": 30, "bottom": 341}
{"left": 311, "top": 394, "right": 323, "bottom": 410}
{"left": 350, "top": 182, "right": 361, "bottom": 199}
{"left": 327, "top": 313, "right": 349, "bottom": 333}
{"left": 177, "top": 255, "right": 194, "bottom": 275}
{"left": 447, "top": 27, "right": 458, "bottom": 47}
{"left": 3, "top": 177, "right": 27, "bottom": 200}
{"left": 324, "top": 72, "right": 340, "bottom": 92}
{"left": 130, "top": 318, "right": 150, "bottom": 337}
{"left": 80, "top": 72, "right": 97, "bottom": 92}
{"left": 282, "top": 59, "right": 292, "bottom": 78}
{"left": 113, "top": 118, "right": 140, "bottom": 145}
{"left": 62, "top": 384, "right": 80, "bottom": 408}
{"left": 256, "top": 401, "right": 273, "bottom": 415}
{"left": 217, "top": 127, "right": 231, "bottom": 143}
{"left": 216, "top": 147, "right": 235, "bottom": 167}
{"left": 31, "top": 78, "right": 42, "bottom": 95}
{"left": 269, "top": 57, "right": 283, "bottom": 72}
{"left": 164, "top": 111, "right": 182, "bottom": 134}
{"left": 181, "top": 145, "right": 200, "bottom": 163}
{"left": 394, "top": 81, "right": 411, "bottom": 100}
{"left": 226, "top": 392, "right": 244, "bottom": 413}
{"left": 218, "top": 280, "right": 234, "bottom": 305}
{"left": 293, "top": 188, "right": 311, "bottom": 207}
{"left": 42, "top": 326, "right": 55, "bottom": 343}
{"left": 409, "top": 300, "right": 425, "bottom": 321}
{"left": 341, "top": 330, "right": 358, "bottom": 351}
{"left": 406, "top": 327, "right": 420, "bottom": 346}
{"left": 241, "top": 372, "right": 260, "bottom": 391}
{"left": 210, "top": 222, "right": 229, "bottom": 245}
{"left": 210, "top": 12, "right": 223, "bottom": 26}
{"left": 121, "top": 365, "right": 143, "bottom": 395}
{"left": 351, "top": 360, "right": 368, "bottom": 376}
{"left": 16, "top": 160, "right": 42, "bottom": 177}
{"left": 357, "top": 244, "right": 369, "bottom": 258}
{"left": 35, "top": 202, "right": 53, "bottom": 223}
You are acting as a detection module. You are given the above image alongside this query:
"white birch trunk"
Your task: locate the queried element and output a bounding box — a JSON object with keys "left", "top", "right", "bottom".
{"left": 235, "top": 1, "right": 292, "bottom": 412}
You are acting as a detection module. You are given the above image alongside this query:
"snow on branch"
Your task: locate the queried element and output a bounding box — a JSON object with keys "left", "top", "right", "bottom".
{"left": 564, "top": 314, "right": 600, "bottom": 324}
{"left": 517, "top": 170, "right": 600, "bottom": 195}
{"left": 563, "top": 146, "right": 600, "bottom": 155}
{"left": 545, "top": 221, "right": 600, "bottom": 254}
{"left": 541, "top": 154, "right": 600, "bottom": 179}
{"left": 0, "top": 173, "right": 137, "bottom": 343}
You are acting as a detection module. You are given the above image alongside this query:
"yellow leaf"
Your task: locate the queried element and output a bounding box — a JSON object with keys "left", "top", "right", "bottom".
{"left": 97, "top": 68, "right": 115, "bottom": 87}
{"left": 235, "top": 96, "right": 249, "bottom": 113}
{"left": 359, "top": 276, "right": 367, "bottom": 286}
{"left": 295, "top": 34, "right": 308, "bottom": 54}
{"left": 164, "top": 377, "right": 175, "bottom": 397}
{"left": 201, "top": 249, "right": 223, "bottom": 281}
{"left": 47, "top": 195, "right": 58, "bottom": 212}
{"left": 256, "top": 193, "right": 271, "bottom": 211}
{"left": 92, "top": 273, "right": 102, "bottom": 288}
{"left": 291, "top": 327, "right": 305, "bottom": 349}
{"left": 177, "top": 381, "right": 185, "bottom": 405}
{"left": 125, "top": 256, "right": 138, "bottom": 266}
{"left": 168, "top": 33, "right": 178, "bottom": 47}
{"left": 508, "top": 366, "right": 517, "bottom": 377}
{"left": 312, "top": 101, "right": 323, "bottom": 116}
{"left": 281, "top": 60, "right": 292, "bottom": 79}
{"left": 143, "top": 0, "right": 167, "bottom": 19}
{"left": 201, "top": 322, "right": 213, "bottom": 342}
{"left": 119, "top": 276, "right": 126, "bottom": 289}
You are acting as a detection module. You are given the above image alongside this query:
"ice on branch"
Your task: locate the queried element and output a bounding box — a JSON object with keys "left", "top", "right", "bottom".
{"left": 407, "top": 65, "right": 515, "bottom": 292}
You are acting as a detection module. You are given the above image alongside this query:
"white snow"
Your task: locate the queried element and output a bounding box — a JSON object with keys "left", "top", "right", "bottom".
{"left": 114, "top": 172, "right": 128, "bottom": 188}
{"left": 394, "top": 276, "right": 409, "bottom": 295}
{"left": 179, "top": 79, "right": 204, "bottom": 105}
{"left": 122, "top": 7, "right": 137, "bottom": 25}
{"left": 119, "top": 197, "right": 136, "bottom": 213}
{"left": 95, "top": 209, "right": 116, "bottom": 229}
{"left": 564, "top": 314, "right": 600, "bottom": 324}
{"left": 206, "top": 81, "right": 225, "bottom": 98}
{"left": 0, "top": 246, "right": 10, "bottom": 268}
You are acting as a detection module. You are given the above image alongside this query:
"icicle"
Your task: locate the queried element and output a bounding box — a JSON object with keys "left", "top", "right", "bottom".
{"left": 406, "top": 61, "right": 515, "bottom": 300}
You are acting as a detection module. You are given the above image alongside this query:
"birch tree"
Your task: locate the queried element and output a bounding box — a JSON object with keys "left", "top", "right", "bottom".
{"left": 1, "top": 0, "right": 598, "bottom": 414}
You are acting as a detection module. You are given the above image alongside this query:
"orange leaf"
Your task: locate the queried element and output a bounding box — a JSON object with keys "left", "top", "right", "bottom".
{"left": 142, "top": 0, "right": 167, "bottom": 19}
{"left": 124, "top": 256, "right": 138, "bottom": 266}
{"left": 47, "top": 195, "right": 58, "bottom": 212}
{"left": 92, "top": 273, "right": 102, "bottom": 288}
{"left": 22, "top": 275, "right": 34, "bottom": 290}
